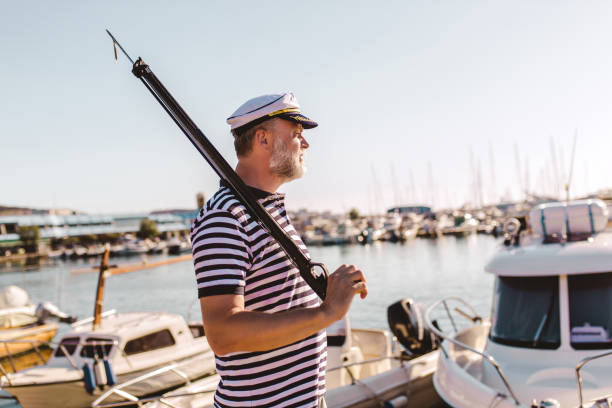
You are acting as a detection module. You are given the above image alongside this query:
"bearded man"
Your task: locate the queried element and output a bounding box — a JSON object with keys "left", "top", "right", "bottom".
{"left": 190, "top": 92, "right": 367, "bottom": 408}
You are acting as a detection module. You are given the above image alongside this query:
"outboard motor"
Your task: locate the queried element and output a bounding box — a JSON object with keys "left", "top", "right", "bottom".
{"left": 35, "top": 301, "right": 77, "bottom": 324}
{"left": 387, "top": 298, "right": 437, "bottom": 355}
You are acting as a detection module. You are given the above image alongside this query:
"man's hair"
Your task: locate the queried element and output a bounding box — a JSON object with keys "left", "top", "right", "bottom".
{"left": 231, "top": 121, "right": 269, "bottom": 157}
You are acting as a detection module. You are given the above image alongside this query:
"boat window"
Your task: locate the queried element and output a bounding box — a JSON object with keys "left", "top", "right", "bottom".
{"left": 54, "top": 337, "right": 80, "bottom": 357}
{"left": 80, "top": 337, "right": 114, "bottom": 358}
{"left": 569, "top": 272, "right": 612, "bottom": 350}
{"left": 489, "top": 276, "right": 560, "bottom": 349}
{"left": 188, "top": 323, "right": 205, "bottom": 339}
{"left": 124, "top": 329, "right": 175, "bottom": 355}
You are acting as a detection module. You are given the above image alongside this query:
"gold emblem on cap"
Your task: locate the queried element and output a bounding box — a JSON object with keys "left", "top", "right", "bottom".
{"left": 267, "top": 108, "right": 301, "bottom": 117}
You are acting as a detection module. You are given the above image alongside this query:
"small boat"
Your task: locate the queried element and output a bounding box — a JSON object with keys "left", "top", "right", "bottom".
{"left": 426, "top": 199, "right": 612, "bottom": 408}
{"left": 86, "top": 245, "right": 107, "bottom": 258}
{"left": 72, "top": 245, "right": 88, "bottom": 258}
{"left": 147, "top": 240, "right": 167, "bottom": 254}
{"left": 117, "top": 239, "right": 149, "bottom": 256}
{"left": 107, "top": 299, "right": 443, "bottom": 408}
{"left": 46, "top": 248, "right": 64, "bottom": 259}
{"left": 0, "top": 286, "right": 75, "bottom": 361}
{"left": 167, "top": 237, "right": 191, "bottom": 255}
{"left": 1, "top": 312, "right": 214, "bottom": 408}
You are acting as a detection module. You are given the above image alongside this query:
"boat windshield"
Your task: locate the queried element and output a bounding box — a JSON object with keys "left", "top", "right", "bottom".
{"left": 489, "top": 276, "right": 560, "bottom": 349}
{"left": 569, "top": 272, "right": 612, "bottom": 350}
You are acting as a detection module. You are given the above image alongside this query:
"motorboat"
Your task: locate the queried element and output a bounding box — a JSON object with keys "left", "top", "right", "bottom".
{"left": 117, "top": 239, "right": 149, "bottom": 256}
{"left": 167, "top": 237, "right": 191, "bottom": 255}
{"left": 147, "top": 240, "right": 167, "bottom": 254}
{"left": 0, "top": 286, "right": 75, "bottom": 361}
{"left": 0, "top": 251, "right": 215, "bottom": 408}
{"left": 1, "top": 312, "right": 214, "bottom": 408}
{"left": 86, "top": 245, "right": 107, "bottom": 258}
{"left": 425, "top": 199, "right": 612, "bottom": 408}
{"left": 97, "top": 299, "right": 444, "bottom": 408}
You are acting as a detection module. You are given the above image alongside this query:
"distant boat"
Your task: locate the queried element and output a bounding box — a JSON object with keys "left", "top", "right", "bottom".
{"left": 86, "top": 245, "right": 106, "bottom": 258}
{"left": 147, "top": 240, "right": 167, "bottom": 254}
{"left": 116, "top": 239, "right": 149, "bottom": 256}
{"left": 168, "top": 237, "right": 191, "bottom": 255}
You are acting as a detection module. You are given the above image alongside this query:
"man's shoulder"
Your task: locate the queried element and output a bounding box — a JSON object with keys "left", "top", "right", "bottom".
{"left": 192, "top": 187, "right": 249, "bottom": 228}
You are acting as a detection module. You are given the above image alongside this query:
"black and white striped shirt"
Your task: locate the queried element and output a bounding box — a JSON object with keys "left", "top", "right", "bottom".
{"left": 191, "top": 182, "right": 326, "bottom": 408}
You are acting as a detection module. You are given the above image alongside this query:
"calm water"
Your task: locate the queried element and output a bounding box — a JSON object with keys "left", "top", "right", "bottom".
{"left": 0, "top": 235, "right": 500, "bottom": 408}
{"left": 0, "top": 234, "right": 501, "bottom": 332}
{"left": 0, "top": 234, "right": 502, "bottom": 407}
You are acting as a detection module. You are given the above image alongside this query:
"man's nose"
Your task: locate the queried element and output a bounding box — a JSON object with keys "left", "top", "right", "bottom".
{"left": 300, "top": 136, "right": 309, "bottom": 149}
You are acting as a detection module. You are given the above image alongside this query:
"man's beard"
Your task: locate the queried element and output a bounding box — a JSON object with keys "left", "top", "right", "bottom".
{"left": 269, "top": 136, "right": 305, "bottom": 181}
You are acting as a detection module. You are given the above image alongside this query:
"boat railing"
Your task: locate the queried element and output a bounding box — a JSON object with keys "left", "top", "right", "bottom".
{"left": 425, "top": 296, "right": 521, "bottom": 406}
{"left": 91, "top": 357, "right": 212, "bottom": 408}
{"left": 575, "top": 349, "right": 612, "bottom": 407}
{"left": 0, "top": 338, "right": 119, "bottom": 385}
{"left": 92, "top": 389, "right": 217, "bottom": 408}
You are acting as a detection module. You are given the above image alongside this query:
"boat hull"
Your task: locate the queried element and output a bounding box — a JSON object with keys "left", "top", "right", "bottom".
{"left": 0, "top": 323, "right": 58, "bottom": 358}
{"left": 4, "top": 351, "right": 215, "bottom": 408}
{"left": 326, "top": 352, "right": 441, "bottom": 408}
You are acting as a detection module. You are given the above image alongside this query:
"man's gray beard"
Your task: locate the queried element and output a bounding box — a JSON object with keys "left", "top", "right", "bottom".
{"left": 269, "top": 137, "right": 305, "bottom": 181}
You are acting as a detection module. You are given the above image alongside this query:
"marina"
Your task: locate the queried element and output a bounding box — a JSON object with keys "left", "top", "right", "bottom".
{"left": 0, "top": 227, "right": 503, "bottom": 407}
{"left": 0, "top": 199, "right": 610, "bottom": 407}
{"left": 4, "top": 2, "right": 612, "bottom": 406}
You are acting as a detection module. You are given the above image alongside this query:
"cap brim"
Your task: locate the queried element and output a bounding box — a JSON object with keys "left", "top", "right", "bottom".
{"left": 277, "top": 113, "right": 318, "bottom": 129}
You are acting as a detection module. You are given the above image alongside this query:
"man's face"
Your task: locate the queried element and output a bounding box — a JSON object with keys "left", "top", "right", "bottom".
{"left": 267, "top": 119, "right": 309, "bottom": 181}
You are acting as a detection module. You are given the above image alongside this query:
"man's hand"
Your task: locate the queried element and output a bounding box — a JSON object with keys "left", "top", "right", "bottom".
{"left": 200, "top": 264, "right": 367, "bottom": 355}
{"left": 321, "top": 264, "right": 368, "bottom": 322}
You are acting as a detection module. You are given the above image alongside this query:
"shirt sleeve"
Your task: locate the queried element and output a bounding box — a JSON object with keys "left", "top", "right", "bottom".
{"left": 190, "top": 209, "right": 251, "bottom": 298}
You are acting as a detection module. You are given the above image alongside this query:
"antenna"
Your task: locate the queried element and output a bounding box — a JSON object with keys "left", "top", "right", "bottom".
{"left": 550, "top": 138, "right": 560, "bottom": 199}
{"left": 489, "top": 142, "right": 497, "bottom": 204}
{"left": 565, "top": 129, "right": 578, "bottom": 202}
{"left": 390, "top": 163, "right": 400, "bottom": 207}
{"left": 427, "top": 161, "right": 435, "bottom": 208}
{"left": 524, "top": 156, "right": 530, "bottom": 199}
{"left": 409, "top": 169, "right": 417, "bottom": 204}
{"left": 105, "top": 29, "right": 135, "bottom": 64}
{"left": 513, "top": 143, "right": 524, "bottom": 201}
{"left": 469, "top": 146, "right": 476, "bottom": 207}
{"left": 476, "top": 159, "right": 483, "bottom": 207}
{"left": 370, "top": 164, "right": 383, "bottom": 213}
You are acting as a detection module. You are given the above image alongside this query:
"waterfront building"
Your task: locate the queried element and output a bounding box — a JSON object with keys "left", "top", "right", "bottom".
{"left": 0, "top": 212, "right": 193, "bottom": 248}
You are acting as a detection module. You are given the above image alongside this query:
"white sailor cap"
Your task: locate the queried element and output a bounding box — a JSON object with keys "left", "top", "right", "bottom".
{"left": 227, "top": 92, "right": 318, "bottom": 132}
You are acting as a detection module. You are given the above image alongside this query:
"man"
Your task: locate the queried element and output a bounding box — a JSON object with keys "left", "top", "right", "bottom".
{"left": 191, "top": 92, "right": 367, "bottom": 408}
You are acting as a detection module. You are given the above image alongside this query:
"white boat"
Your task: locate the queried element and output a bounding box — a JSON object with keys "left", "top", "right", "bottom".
{"left": 426, "top": 199, "right": 612, "bottom": 408}
{"left": 1, "top": 311, "right": 215, "bottom": 408}
{"left": 167, "top": 237, "right": 191, "bottom": 255}
{"left": 100, "top": 300, "right": 443, "bottom": 408}
{"left": 117, "top": 239, "right": 149, "bottom": 256}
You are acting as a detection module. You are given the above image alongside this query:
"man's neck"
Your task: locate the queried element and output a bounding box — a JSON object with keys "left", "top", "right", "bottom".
{"left": 235, "top": 160, "right": 285, "bottom": 193}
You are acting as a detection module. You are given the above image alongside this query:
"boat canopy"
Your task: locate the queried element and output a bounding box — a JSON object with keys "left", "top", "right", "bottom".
{"left": 485, "top": 231, "right": 612, "bottom": 277}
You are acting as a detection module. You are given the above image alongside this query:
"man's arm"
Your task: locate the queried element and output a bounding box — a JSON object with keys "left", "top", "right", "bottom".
{"left": 200, "top": 264, "right": 367, "bottom": 355}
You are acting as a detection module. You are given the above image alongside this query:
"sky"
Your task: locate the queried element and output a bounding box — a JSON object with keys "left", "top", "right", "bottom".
{"left": 2, "top": 1, "right": 612, "bottom": 215}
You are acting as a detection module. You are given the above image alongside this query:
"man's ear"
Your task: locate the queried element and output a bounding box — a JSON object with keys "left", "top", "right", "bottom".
{"left": 254, "top": 128, "right": 273, "bottom": 152}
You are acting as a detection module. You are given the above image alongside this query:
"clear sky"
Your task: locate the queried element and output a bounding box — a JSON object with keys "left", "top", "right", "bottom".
{"left": 2, "top": 1, "right": 611, "bottom": 215}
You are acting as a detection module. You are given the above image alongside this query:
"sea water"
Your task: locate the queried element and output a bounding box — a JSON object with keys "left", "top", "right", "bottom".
{"left": 0, "top": 234, "right": 499, "bottom": 330}
{"left": 0, "top": 234, "right": 501, "bottom": 407}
